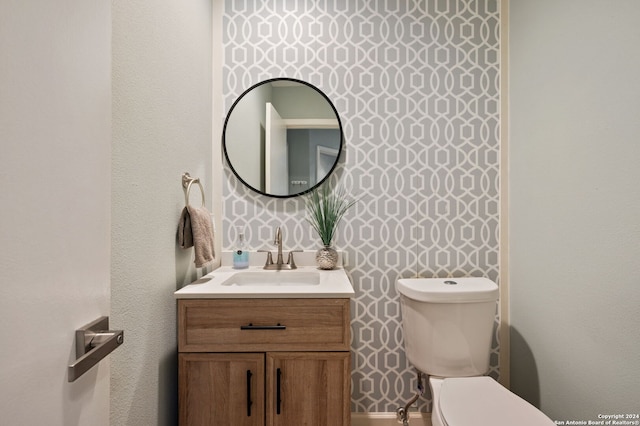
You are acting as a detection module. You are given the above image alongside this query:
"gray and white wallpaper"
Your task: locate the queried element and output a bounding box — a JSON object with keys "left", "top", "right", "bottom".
{"left": 222, "top": 0, "right": 500, "bottom": 413}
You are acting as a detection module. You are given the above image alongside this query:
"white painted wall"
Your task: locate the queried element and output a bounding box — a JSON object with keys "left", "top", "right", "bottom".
{"left": 0, "top": 0, "right": 112, "bottom": 424}
{"left": 110, "top": 0, "right": 213, "bottom": 424}
{"left": 509, "top": 0, "right": 640, "bottom": 421}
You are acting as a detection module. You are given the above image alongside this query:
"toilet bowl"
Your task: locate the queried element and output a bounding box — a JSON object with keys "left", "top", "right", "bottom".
{"left": 430, "top": 376, "right": 555, "bottom": 426}
{"left": 396, "top": 277, "right": 554, "bottom": 426}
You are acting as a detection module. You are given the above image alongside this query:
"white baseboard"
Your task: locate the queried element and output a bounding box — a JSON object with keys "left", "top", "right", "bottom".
{"left": 351, "top": 412, "right": 432, "bottom": 426}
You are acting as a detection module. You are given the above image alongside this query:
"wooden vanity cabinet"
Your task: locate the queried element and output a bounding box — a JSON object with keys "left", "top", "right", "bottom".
{"left": 178, "top": 298, "right": 351, "bottom": 426}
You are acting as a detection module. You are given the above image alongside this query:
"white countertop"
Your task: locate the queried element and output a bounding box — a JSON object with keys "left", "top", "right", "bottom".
{"left": 174, "top": 264, "right": 355, "bottom": 299}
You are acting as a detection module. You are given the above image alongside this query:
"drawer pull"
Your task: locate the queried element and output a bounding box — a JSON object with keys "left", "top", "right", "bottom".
{"left": 240, "top": 323, "right": 286, "bottom": 330}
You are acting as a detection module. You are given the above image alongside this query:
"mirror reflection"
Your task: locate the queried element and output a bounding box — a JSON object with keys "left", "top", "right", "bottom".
{"left": 223, "top": 78, "right": 343, "bottom": 198}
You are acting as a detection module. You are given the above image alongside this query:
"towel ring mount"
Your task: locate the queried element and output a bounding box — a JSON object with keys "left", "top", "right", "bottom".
{"left": 182, "top": 172, "right": 205, "bottom": 207}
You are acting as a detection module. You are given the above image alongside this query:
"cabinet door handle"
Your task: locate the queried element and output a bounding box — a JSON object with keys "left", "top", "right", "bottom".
{"left": 276, "top": 367, "right": 282, "bottom": 415}
{"left": 240, "top": 323, "right": 286, "bottom": 330}
{"left": 246, "top": 370, "right": 253, "bottom": 417}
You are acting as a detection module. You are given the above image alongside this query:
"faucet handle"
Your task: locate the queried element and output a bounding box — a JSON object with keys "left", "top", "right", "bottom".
{"left": 286, "top": 250, "right": 303, "bottom": 269}
{"left": 258, "top": 249, "right": 274, "bottom": 266}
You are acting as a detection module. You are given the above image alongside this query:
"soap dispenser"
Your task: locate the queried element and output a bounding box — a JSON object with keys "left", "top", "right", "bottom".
{"left": 233, "top": 229, "right": 249, "bottom": 269}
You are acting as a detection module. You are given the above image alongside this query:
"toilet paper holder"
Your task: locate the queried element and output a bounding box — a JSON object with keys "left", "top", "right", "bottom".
{"left": 68, "top": 316, "right": 124, "bottom": 382}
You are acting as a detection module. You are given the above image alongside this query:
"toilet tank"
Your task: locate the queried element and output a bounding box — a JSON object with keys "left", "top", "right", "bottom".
{"left": 396, "top": 277, "right": 499, "bottom": 377}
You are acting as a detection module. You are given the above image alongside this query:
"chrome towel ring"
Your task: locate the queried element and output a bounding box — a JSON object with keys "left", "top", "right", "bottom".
{"left": 182, "top": 172, "right": 205, "bottom": 207}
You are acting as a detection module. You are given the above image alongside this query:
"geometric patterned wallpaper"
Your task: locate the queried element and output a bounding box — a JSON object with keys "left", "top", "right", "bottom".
{"left": 222, "top": 0, "right": 500, "bottom": 413}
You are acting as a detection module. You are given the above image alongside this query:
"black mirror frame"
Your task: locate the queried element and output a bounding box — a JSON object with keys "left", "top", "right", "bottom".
{"left": 222, "top": 77, "right": 343, "bottom": 198}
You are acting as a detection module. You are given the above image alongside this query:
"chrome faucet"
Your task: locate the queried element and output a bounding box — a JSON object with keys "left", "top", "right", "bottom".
{"left": 259, "top": 226, "right": 301, "bottom": 270}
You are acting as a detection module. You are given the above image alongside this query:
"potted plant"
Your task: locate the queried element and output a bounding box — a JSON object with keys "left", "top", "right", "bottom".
{"left": 305, "top": 182, "right": 357, "bottom": 269}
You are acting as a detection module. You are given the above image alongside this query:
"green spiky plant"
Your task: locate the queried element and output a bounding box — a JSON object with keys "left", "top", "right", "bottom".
{"left": 305, "top": 183, "right": 358, "bottom": 247}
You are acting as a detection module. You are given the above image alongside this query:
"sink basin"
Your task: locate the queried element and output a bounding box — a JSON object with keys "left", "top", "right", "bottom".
{"left": 221, "top": 271, "right": 320, "bottom": 287}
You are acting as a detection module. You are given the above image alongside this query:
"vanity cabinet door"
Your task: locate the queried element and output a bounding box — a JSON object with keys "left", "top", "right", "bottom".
{"left": 266, "top": 352, "right": 350, "bottom": 426}
{"left": 179, "top": 353, "right": 265, "bottom": 426}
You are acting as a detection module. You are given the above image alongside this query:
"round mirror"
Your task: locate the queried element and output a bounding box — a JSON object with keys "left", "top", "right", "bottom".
{"left": 223, "top": 78, "right": 343, "bottom": 198}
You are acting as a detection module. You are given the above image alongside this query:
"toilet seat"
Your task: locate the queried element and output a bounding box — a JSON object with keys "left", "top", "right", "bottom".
{"left": 439, "top": 377, "right": 555, "bottom": 426}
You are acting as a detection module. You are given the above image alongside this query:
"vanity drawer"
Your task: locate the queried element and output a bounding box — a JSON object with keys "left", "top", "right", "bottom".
{"left": 178, "top": 298, "right": 350, "bottom": 352}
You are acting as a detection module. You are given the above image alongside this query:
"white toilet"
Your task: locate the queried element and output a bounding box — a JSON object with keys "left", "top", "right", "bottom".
{"left": 396, "top": 277, "right": 555, "bottom": 426}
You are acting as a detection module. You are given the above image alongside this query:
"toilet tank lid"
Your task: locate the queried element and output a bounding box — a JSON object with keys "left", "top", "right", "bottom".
{"left": 396, "top": 277, "right": 498, "bottom": 303}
